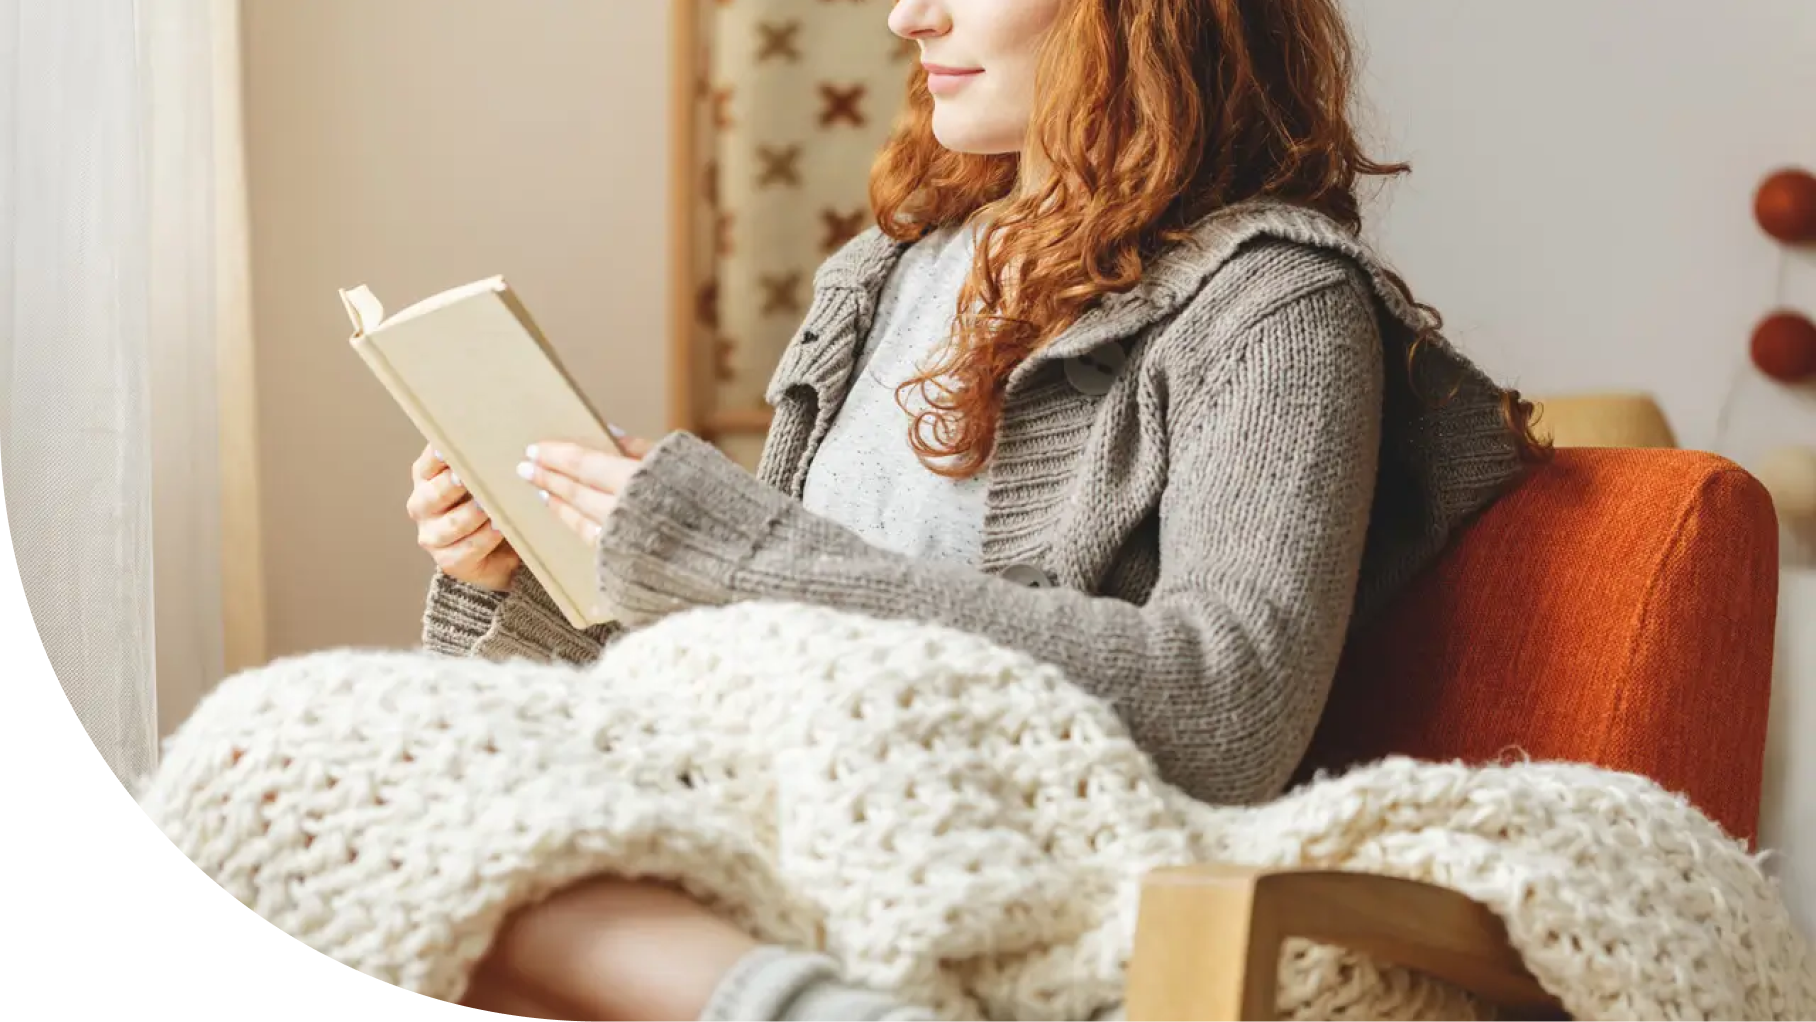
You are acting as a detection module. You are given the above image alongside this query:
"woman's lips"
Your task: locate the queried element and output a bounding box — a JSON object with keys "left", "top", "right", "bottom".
{"left": 923, "top": 63, "right": 982, "bottom": 97}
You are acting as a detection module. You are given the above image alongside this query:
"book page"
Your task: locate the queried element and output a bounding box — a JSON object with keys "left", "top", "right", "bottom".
{"left": 383, "top": 276, "right": 506, "bottom": 329}
{"left": 339, "top": 277, "right": 509, "bottom": 336}
{"left": 338, "top": 285, "right": 385, "bottom": 336}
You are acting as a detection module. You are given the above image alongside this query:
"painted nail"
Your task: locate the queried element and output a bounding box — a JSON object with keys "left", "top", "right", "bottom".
{"left": 524, "top": 444, "right": 539, "bottom": 463}
{"left": 450, "top": 471, "right": 461, "bottom": 487}
{"left": 607, "top": 422, "right": 627, "bottom": 439}
{"left": 516, "top": 461, "right": 534, "bottom": 481}
{"left": 538, "top": 489, "right": 550, "bottom": 504}
{"left": 433, "top": 448, "right": 443, "bottom": 462}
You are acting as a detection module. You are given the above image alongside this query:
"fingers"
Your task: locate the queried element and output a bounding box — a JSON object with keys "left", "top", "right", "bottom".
{"left": 543, "top": 489, "right": 609, "bottom": 547}
{"left": 520, "top": 443, "right": 632, "bottom": 524}
{"left": 411, "top": 444, "right": 442, "bottom": 482}
{"left": 530, "top": 439, "right": 642, "bottom": 490}
{"left": 429, "top": 516, "right": 508, "bottom": 570}
{"left": 417, "top": 496, "right": 490, "bottom": 549}
{"left": 526, "top": 442, "right": 639, "bottom": 494}
{"left": 406, "top": 465, "right": 470, "bottom": 521}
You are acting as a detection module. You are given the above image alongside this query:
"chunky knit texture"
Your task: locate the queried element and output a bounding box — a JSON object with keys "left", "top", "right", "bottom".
{"left": 145, "top": 601, "right": 1816, "bottom": 1020}
{"left": 424, "top": 202, "right": 1527, "bottom": 808}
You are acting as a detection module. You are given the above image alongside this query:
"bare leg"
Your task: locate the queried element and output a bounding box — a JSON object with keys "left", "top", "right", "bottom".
{"left": 461, "top": 964, "right": 590, "bottom": 1020}
{"left": 462, "top": 876, "right": 759, "bottom": 1021}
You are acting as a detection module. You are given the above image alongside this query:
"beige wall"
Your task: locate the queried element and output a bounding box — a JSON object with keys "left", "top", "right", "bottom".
{"left": 243, "top": 0, "right": 670, "bottom": 657}
{"left": 1346, "top": 1, "right": 1816, "bottom": 461}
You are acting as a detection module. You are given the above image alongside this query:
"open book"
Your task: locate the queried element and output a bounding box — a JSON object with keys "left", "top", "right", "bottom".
{"left": 340, "top": 277, "right": 622, "bottom": 629}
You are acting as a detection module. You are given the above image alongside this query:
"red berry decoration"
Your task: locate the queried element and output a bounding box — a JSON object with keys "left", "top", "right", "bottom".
{"left": 1751, "top": 311, "right": 1816, "bottom": 383}
{"left": 1755, "top": 168, "right": 1816, "bottom": 243}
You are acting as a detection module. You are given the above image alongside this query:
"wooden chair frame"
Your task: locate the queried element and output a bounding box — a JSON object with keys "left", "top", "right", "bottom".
{"left": 1125, "top": 865, "right": 1564, "bottom": 1021}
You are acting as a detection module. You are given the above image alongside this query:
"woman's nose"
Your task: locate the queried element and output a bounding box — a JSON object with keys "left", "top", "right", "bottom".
{"left": 888, "top": 0, "right": 951, "bottom": 41}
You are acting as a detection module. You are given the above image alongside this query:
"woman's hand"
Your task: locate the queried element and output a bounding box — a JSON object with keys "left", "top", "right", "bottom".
{"left": 519, "top": 430, "right": 654, "bottom": 547}
{"left": 407, "top": 444, "right": 521, "bottom": 592}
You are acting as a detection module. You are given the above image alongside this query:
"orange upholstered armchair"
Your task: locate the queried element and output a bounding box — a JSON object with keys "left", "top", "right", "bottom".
{"left": 1125, "top": 448, "right": 1781, "bottom": 1020}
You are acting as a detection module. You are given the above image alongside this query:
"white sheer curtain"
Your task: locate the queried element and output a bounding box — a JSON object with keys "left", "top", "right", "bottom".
{"left": 0, "top": 0, "right": 234, "bottom": 784}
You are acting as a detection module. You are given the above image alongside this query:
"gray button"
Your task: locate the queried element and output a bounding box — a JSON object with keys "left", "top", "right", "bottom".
{"left": 1063, "top": 343, "right": 1127, "bottom": 396}
{"left": 1002, "top": 563, "right": 1056, "bottom": 589}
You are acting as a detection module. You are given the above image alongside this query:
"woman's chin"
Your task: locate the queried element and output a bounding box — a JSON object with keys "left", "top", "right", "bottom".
{"left": 930, "top": 110, "right": 1021, "bottom": 157}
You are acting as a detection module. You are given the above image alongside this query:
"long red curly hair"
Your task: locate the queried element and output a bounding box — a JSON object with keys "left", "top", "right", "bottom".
{"left": 870, "top": 0, "right": 1548, "bottom": 478}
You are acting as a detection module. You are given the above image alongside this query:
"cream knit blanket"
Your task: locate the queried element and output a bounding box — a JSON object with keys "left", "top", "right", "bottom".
{"left": 140, "top": 602, "right": 1816, "bottom": 1020}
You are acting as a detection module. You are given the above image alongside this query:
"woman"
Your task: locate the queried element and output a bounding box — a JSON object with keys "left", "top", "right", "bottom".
{"left": 403, "top": 0, "right": 1542, "bottom": 1017}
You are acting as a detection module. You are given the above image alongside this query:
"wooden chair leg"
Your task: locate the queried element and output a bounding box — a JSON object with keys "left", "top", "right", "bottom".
{"left": 1124, "top": 863, "right": 1565, "bottom": 1021}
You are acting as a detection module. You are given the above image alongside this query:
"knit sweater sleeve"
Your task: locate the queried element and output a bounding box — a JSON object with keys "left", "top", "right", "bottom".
{"left": 421, "top": 567, "right": 621, "bottom": 666}
{"left": 592, "top": 275, "right": 1383, "bottom": 805}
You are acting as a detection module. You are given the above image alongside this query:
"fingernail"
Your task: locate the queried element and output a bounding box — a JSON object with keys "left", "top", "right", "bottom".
{"left": 516, "top": 461, "right": 534, "bottom": 480}
{"left": 449, "top": 471, "right": 461, "bottom": 487}
{"left": 433, "top": 448, "right": 443, "bottom": 462}
{"left": 524, "top": 444, "right": 539, "bottom": 463}
{"left": 538, "top": 489, "right": 550, "bottom": 504}
{"left": 607, "top": 422, "right": 626, "bottom": 439}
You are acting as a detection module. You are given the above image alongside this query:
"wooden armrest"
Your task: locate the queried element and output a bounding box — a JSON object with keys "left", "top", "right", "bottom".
{"left": 1124, "top": 863, "right": 1566, "bottom": 1021}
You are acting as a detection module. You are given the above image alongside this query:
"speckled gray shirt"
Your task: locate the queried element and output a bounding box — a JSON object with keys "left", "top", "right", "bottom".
{"left": 799, "top": 225, "right": 986, "bottom": 564}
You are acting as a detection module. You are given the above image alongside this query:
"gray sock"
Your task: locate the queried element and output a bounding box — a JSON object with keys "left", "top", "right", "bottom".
{"left": 699, "top": 945, "right": 937, "bottom": 1021}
